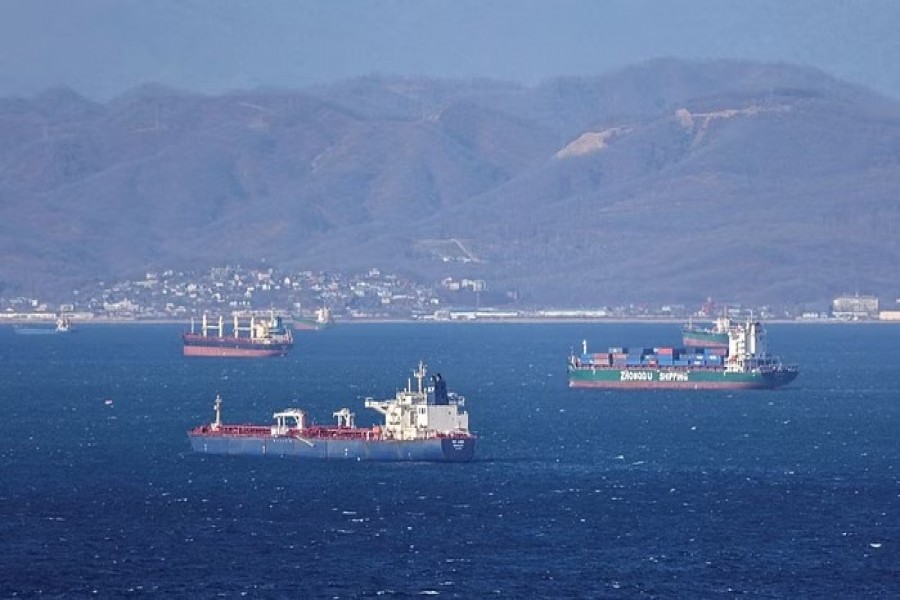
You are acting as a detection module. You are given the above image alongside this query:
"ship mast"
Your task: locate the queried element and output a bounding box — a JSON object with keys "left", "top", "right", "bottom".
{"left": 212, "top": 394, "right": 223, "bottom": 430}
{"left": 414, "top": 361, "right": 427, "bottom": 395}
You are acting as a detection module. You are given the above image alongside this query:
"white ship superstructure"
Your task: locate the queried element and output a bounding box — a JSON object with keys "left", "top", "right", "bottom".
{"left": 365, "top": 362, "right": 469, "bottom": 441}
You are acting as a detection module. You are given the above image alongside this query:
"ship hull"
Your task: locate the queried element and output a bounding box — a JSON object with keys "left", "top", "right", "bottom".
{"left": 682, "top": 331, "right": 728, "bottom": 348}
{"left": 183, "top": 345, "right": 289, "bottom": 358}
{"left": 188, "top": 434, "right": 476, "bottom": 462}
{"left": 568, "top": 367, "right": 798, "bottom": 390}
{"left": 14, "top": 327, "right": 64, "bottom": 335}
{"left": 293, "top": 321, "right": 328, "bottom": 331}
{"left": 293, "top": 316, "right": 333, "bottom": 331}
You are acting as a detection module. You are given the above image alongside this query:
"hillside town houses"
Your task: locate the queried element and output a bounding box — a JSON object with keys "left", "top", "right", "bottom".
{"left": 1, "top": 266, "right": 898, "bottom": 323}
{"left": 0, "top": 266, "right": 481, "bottom": 322}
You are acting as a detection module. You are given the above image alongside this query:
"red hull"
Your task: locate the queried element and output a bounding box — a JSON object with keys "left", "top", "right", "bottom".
{"left": 182, "top": 344, "right": 288, "bottom": 358}
{"left": 181, "top": 330, "right": 292, "bottom": 358}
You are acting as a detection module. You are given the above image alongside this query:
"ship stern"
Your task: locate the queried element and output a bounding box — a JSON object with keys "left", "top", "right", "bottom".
{"left": 440, "top": 437, "right": 476, "bottom": 462}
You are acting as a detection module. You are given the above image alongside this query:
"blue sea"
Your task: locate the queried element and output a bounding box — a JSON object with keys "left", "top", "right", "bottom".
{"left": 1, "top": 322, "right": 898, "bottom": 598}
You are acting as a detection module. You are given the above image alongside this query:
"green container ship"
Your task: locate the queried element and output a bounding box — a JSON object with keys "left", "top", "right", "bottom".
{"left": 569, "top": 320, "right": 798, "bottom": 390}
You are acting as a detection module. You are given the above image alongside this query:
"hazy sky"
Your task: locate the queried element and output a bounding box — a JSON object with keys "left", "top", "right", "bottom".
{"left": 2, "top": 0, "right": 899, "bottom": 100}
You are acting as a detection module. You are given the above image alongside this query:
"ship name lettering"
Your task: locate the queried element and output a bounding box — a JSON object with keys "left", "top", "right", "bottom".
{"left": 620, "top": 370, "right": 654, "bottom": 382}
{"left": 659, "top": 371, "right": 689, "bottom": 382}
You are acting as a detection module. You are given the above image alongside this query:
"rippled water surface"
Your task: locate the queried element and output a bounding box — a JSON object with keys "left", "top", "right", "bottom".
{"left": 1, "top": 322, "right": 897, "bottom": 597}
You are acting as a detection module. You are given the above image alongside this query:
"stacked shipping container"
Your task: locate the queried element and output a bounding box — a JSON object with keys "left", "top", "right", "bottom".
{"left": 574, "top": 346, "right": 729, "bottom": 369}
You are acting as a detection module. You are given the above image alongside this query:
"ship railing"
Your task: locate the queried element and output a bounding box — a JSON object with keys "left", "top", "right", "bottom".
{"left": 447, "top": 392, "right": 465, "bottom": 406}
{"left": 200, "top": 424, "right": 271, "bottom": 437}
{"left": 297, "top": 426, "right": 372, "bottom": 440}
{"left": 434, "top": 430, "right": 474, "bottom": 439}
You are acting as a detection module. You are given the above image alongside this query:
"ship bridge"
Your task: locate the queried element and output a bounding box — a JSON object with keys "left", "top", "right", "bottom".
{"left": 365, "top": 361, "right": 470, "bottom": 441}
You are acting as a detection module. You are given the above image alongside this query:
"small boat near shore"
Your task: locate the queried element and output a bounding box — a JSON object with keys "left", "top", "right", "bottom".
{"left": 14, "top": 315, "right": 73, "bottom": 335}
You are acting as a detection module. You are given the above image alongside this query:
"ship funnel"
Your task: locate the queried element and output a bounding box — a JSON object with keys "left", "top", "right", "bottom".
{"left": 432, "top": 373, "right": 449, "bottom": 405}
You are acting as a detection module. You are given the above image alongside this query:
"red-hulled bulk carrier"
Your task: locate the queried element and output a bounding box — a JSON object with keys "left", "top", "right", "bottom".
{"left": 182, "top": 312, "right": 293, "bottom": 357}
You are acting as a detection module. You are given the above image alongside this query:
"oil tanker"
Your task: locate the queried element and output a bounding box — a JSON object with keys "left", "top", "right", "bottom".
{"left": 569, "top": 320, "right": 798, "bottom": 390}
{"left": 188, "top": 362, "right": 475, "bottom": 461}
{"left": 182, "top": 312, "right": 293, "bottom": 357}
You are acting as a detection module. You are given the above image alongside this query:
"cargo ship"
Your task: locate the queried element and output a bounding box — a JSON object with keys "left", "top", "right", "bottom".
{"left": 182, "top": 312, "right": 293, "bottom": 357}
{"left": 682, "top": 316, "right": 730, "bottom": 348}
{"left": 188, "top": 362, "right": 475, "bottom": 461}
{"left": 293, "top": 306, "right": 333, "bottom": 331}
{"left": 569, "top": 320, "right": 798, "bottom": 390}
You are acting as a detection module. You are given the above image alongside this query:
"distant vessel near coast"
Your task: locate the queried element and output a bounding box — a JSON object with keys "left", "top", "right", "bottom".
{"left": 682, "top": 316, "right": 731, "bottom": 348}
{"left": 293, "top": 306, "right": 333, "bottom": 331}
{"left": 182, "top": 312, "right": 293, "bottom": 357}
{"left": 14, "top": 315, "right": 73, "bottom": 335}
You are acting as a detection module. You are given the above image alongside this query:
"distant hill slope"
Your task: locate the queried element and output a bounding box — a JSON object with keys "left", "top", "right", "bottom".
{"left": 1, "top": 58, "right": 899, "bottom": 307}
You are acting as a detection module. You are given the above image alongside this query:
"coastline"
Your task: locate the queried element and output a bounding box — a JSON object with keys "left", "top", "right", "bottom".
{"left": 2, "top": 315, "right": 894, "bottom": 326}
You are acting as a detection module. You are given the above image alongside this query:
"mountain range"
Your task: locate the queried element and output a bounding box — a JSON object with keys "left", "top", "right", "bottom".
{"left": 2, "top": 58, "right": 899, "bottom": 308}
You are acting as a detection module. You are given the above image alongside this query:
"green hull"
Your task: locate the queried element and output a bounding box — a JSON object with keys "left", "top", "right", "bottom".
{"left": 682, "top": 329, "right": 729, "bottom": 348}
{"left": 293, "top": 318, "right": 332, "bottom": 331}
{"left": 568, "top": 366, "right": 798, "bottom": 390}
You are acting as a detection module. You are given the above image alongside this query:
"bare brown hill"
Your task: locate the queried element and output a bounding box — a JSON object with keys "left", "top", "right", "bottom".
{"left": 1, "top": 59, "right": 899, "bottom": 307}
